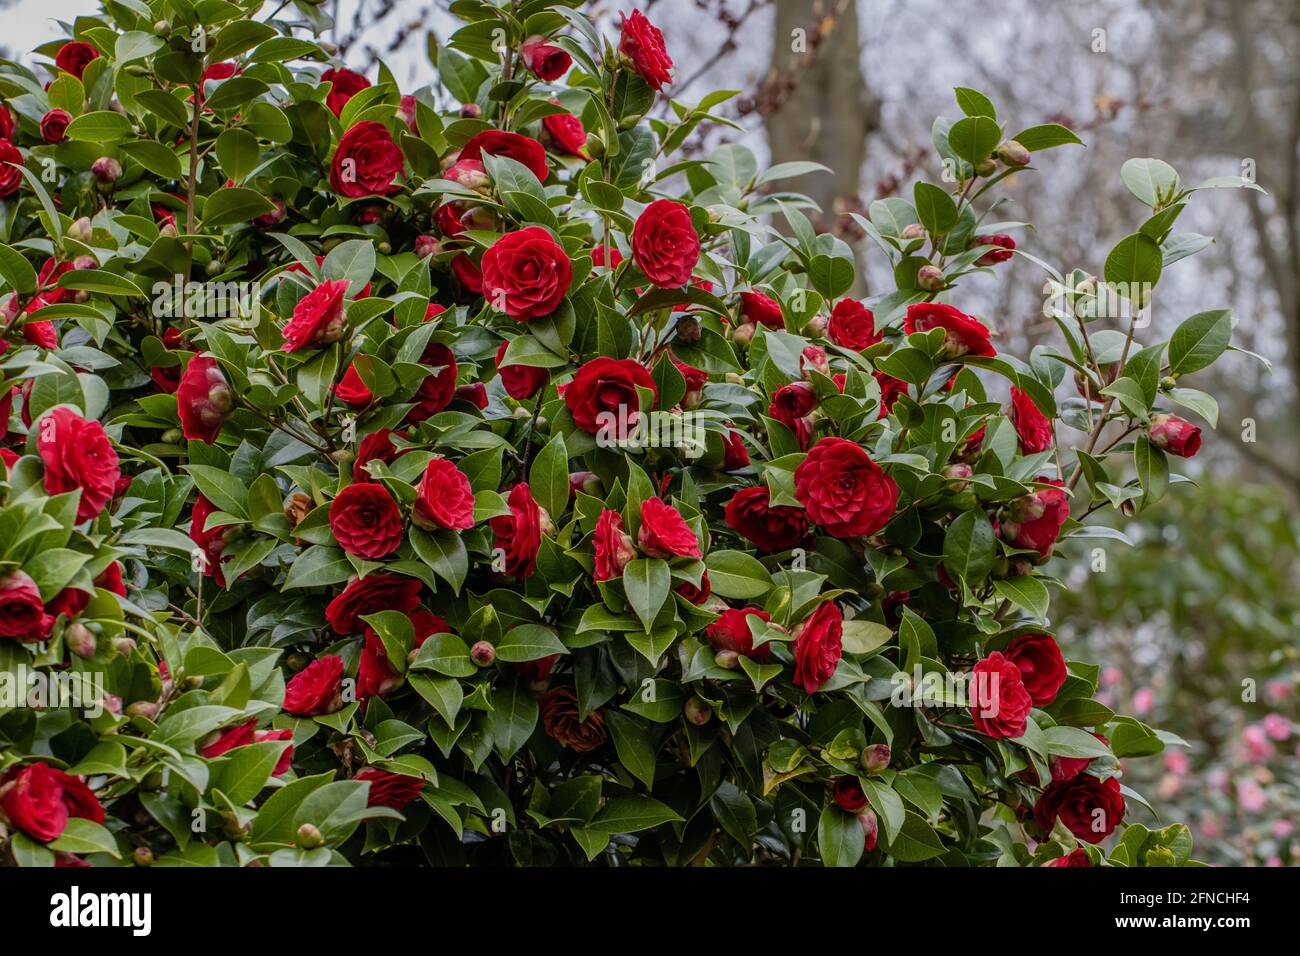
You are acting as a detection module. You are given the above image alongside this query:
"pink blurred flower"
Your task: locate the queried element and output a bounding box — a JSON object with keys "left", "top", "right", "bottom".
{"left": 1101, "top": 667, "right": 1122, "bottom": 688}
{"left": 1271, "top": 819, "right": 1293, "bottom": 839}
{"left": 1201, "top": 814, "right": 1223, "bottom": 839}
{"left": 1265, "top": 679, "right": 1292, "bottom": 703}
{"left": 1236, "top": 777, "right": 1267, "bottom": 813}
{"left": 1163, "top": 750, "right": 1190, "bottom": 775}
{"left": 1132, "top": 687, "right": 1155, "bottom": 715}
{"left": 1261, "top": 713, "right": 1291, "bottom": 741}
{"left": 1242, "top": 724, "right": 1274, "bottom": 761}
{"left": 1208, "top": 767, "right": 1230, "bottom": 790}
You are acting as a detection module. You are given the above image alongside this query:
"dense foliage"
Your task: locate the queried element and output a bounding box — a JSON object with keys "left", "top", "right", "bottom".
{"left": 0, "top": 0, "right": 1261, "bottom": 867}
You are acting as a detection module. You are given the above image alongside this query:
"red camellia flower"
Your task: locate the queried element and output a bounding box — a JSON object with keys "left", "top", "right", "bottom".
{"left": 54, "top": 41, "right": 99, "bottom": 78}
{"left": 541, "top": 111, "right": 589, "bottom": 158}
{"left": 521, "top": 36, "right": 572, "bottom": 80}
{"left": 590, "top": 243, "right": 623, "bottom": 270}
{"left": 413, "top": 458, "right": 475, "bottom": 531}
{"left": 632, "top": 199, "right": 699, "bottom": 288}
{"left": 358, "top": 609, "right": 449, "bottom": 699}
{"left": 769, "top": 380, "right": 817, "bottom": 450}
{"left": 40, "top": 109, "right": 71, "bottom": 143}
{"left": 335, "top": 363, "right": 374, "bottom": 408}
{"left": 637, "top": 497, "right": 701, "bottom": 558}
{"left": 176, "top": 354, "right": 232, "bottom": 444}
{"left": 723, "top": 428, "right": 750, "bottom": 470}
{"left": 495, "top": 340, "right": 548, "bottom": 400}
{"left": 330, "top": 482, "right": 404, "bottom": 558}
{"left": 1050, "top": 733, "right": 1109, "bottom": 783}
{"left": 832, "top": 775, "right": 869, "bottom": 812}
{"left": 739, "top": 290, "right": 784, "bottom": 329}
{"left": 321, "top": 67, "right": 371, "bottom": 117}
{"left": 0, "top": 761, "right": 104, "bottom": 842}
{"left": 355, "top": 767, "right": 425, "bottom": 809}
{"left": 973, "top": 233, "right": 1016, "bottom": 266}
{"left": 827, "top": 299, "right": 881, "bottom": 350}
{"left": 724, "top": 486, "right": 810, "bottom": 552}
{"left": 0, "top": 140, "right": 22, "bottom": 199}
{"left": 325, "top": 572, "right": 422, "bottom": 634}
{"left": 0, "top": 571, "right": 54, "bottom": 642}
{"left": 793, "top": 437, "right": 899, "bottom": 539}
{"left": 452, "top": 253, "right": 483, "bottom": 293}
{"left": 1045, "top": 848, "right": 1092, "bottom": 867}
{"left": 1148, "top": 414, "right": 1201, "bottom": 458}
{"left": 282, "top": 655, "right": 345, "bottom": 716}
{"left": 46, "top": 562, "right": 127, "bottom": 621}
{"left": 1032, "top": 774, "right": 1125, "bottom": 844}
{"left": 0, "top": 103, "right": 12, "bottom": 141}
{"left": 874, "top": 372, "right": 908, "bottom": 419}
{"left": 793, "top": 600, "right": 843, "bottom": 694}
{"left": 459, "top": 130, "right": 549, "bottom": 183}
{"left": 675, "top": 571, "right": 710, "bottom": 604}
{"left": 1010, "top": 386, "right": 1053, "bottom": 453}
{"left": 190, "top": 494, "right": 230, "bottom": 586}
{"left": 968, "top": 651, "right": 1034, "bottom": 738}
{"left": 37, "top": 407, "right": 121, "bottom": 522}
{"left": 904, "top": 302, "right": 996, "bottom": 358}
{"left": 200, "top": 719, "right": 258, "bottom": 759}
{"left": 618, "top": 10, "right": 673, "bottom": 90}
{"left": 329, "top": 121, "right": 404, "bottom": 199}
{"left": 480, "top": 226, "right": 572, "bottom": 320}
{"left": 1004, "top": 633, "right": 1067, "bottom": 706}
{"left": 491, "top": 483, "right": 543, "bottom": 579}
{"left": 594, "top": 509, "right": 637, "bottom": 581}
{"left": 282, "top": 278, "right": 348, "bottom": 352}
{"left": 1001, "top": 478, "right": 1069, "bottom": 557}
{"left": 540, "top": 686, "right": 607, "bottom": 751}
{"left": 406, "top": 342, "right": 457, "bottom": 425}
{"left": 707, "top": 607, "right": 772, "bottom": 661}
{"left": 564, "top": 356, "right": 657, "bottom": 436}
{"left": 354, "top": 428, "right": 401, "bottom": 482}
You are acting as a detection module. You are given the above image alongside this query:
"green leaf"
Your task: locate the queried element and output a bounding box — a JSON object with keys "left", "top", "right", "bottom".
{"left": 529, "top": 432, "right": 568, "bottom": 525}
{"left": 486, "top": 678, "right": 538, "bottom": 761}
{"left": 623, "top": 558, "right": 671, "bottom": 631}
{"left": 704, "top": 549, "right": 773, "bottom": 599}
{"left": 992, "top": 576, "right": 1050, "bottom": 622}
{"left": 186, "top": 465, "right": 249, "bottom": 517}
{"left": 948, "top": 115, "right": 1001, "bottom": 164}
{"left": 1121, "top": 157, "right": 1180, "bottom": 208}
{"left": 209, "top": 740, "right": 286, "bottom": 805}
{"left": 202, "top": 187, "right": 276, "bottom": 228}
{"left": 604, "top": 710, "right": 656, "bottom": 787}
{"left": 495, "top": 624, "right": 568, "bottom": 662}
{"left": 587, "top": 795, "right": 681, "bottom": 834}
{"left": 1168, "top": 309, "right": 1231, "bottom": 376}
{"left": 942, "top": 510, "right": 995, "bottom": 584}
{"left": 882, "top": 810, "right": 946, "bottom": 862}
{"left": 65, "top": 110, "right": 134, "bottom": 143}
{"left": 282, "top": 545, "right": 354, "bottom": 589}
{"left": 408, "top": 671, "right": 464, "bottom": 727}
{"left": 1012, "top": 124, "right": 1083, "bottom": 152}
{"left": 0, "top": 244, "right": 37, "bottom": 294}
{"left": 48, "top": 818, "right": 121, "bottom": 858}
{"left": 1103, "top": 233, "right": 1162, "bottom": 307}
{"left": 818, "top": 806, "right": 864, "bottom": 867}
{"left": 120, "top": 140, "right": 183, "bottom": 180}
{"left": 410, "top": 527, "right": 468, "bottom": 594}
{"left": 913, "top": 181, "right": 959, "bottom": 235}
{"left": 954, "top": 87, "right": 997, "bottom": 118}
{"left": 1135, "top": 434, "right": 1168, "bottom": 508}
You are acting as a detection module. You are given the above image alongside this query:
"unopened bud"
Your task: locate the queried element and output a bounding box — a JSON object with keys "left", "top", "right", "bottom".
{"left": 133, "top": 847, "right": 154, "bottom": 866}
{"left": 995, "top": 140, "right": 1030, "bottom": 167}
{"left": 858, "top": 809, "right": 879, "bottom": 851}
{"left": 804, "top": 314, "right": 828, "bottom": 337}
{"left": 470, "top": 640, "right": 496, "bottom": 667}
{"left": 714, "top": 650, "right": 740, "bottom": 670}
{"left": 942, "top": 462, "right": 972, "bottom": 492}
{"left": 91, "top": 156, "right": 122, "bottom": 184}
{"left": 860, "top": 743, "right": 891, "bottom": 774}
{"left": 459, "top": 103, "right": 481, "bottom": 119}
{"left": 112, "top": 637, "right": 137, "bottom": 656}
{"left": 975, "top": 158, "right": 997, "bottom": 177}
{"left": 66, "top": 622, "right": 96, "bottom": 659}
{"left": 126, "top": 700, "right": 159, "bottom": 719}
{"left": 68, "top": 217, "right": 93, "bottom": 243}
{"left": 731, "top": 322, "right": 756, "bottom": 346}
{"left": 916, "top": 264, "right": 945, "bottom": 291}
{"left": 415, "top": 234, "right": 440, "bottom": 258}
{"left": 683, "top": 696, "right": 712, "bottom": 725}
{"left": 901, "top": 222, "right": 926, "bottom": 241}
{"left": 568, "top": 471, "right": 601, "bottom": 498}
{"left": 296, "top": 823, "right": 324, "bottom": 849}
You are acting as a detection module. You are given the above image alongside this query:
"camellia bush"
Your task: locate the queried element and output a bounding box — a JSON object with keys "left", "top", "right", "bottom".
{"left": 0, "top": 0, "right": 1262, "bottom": 867}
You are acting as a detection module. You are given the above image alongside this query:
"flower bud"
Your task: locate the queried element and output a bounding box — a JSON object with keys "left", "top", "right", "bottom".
{"left": 415, "top": 234, "right": 440, "bottom": 258}
{"left": 91, "top": 156, "right": 122, "bottom": 184}
{"left": 154, "top": 19, "right": 171, "bottom": 34}
{"left": 68, "top": 217, "right": 93, "bottom": 243}
{"left": 860, "top": 743, "right": 891, "bottom": 774}
{"left": 858, "top": 809, "right": 879, "bottom": 851}
{"left": 455, "top": 382, "right": 488, "bottom": 409}
{"left": 683, "top": 696, "right": 712, "bottom": 725}
{"left": 253, "top": 197, "right": 287, "bottom": 228}
{"left": 445, "top": 158, "right": 491, "bottom": 194}
{"left": 975, "top": 158, "right": 998, "bottom": 177}
{"left": 800, "top": 345, "right": 830, "bottom": 378}
{"left": 804, "top": 313, "right": 828, "bottom": 337}
{"left": 568, "top": 471, "right": 601, "bottom": 498}
{"left": 1147, "top": 413, "right": 1202, "bottom": 458}
{"left": 459, "top": 103, "right": 481, "bottom": 119}
{"left": 284, "top": 492, "right": 313, "bottom": 527}
{"left": 916, "top": 264, "right": 945, "bottom": 291}
{"left": 133, "top": 847, "right": 154, "bottom": 867}
{"left": 296, "top": 823, "right": 324, "bottom": 849}
{"left": 942, "top": 462, "right": 972, "bottom": 492}
{"left": 901, "top": 222, "right": 926, "bottom": 241}
{"left": 731, "top": 322, "right": 757, "bottom": 346}
{"left": 126, "top": 700, "right": 159, "bottom": 719}
{"left": 66, "top": 622, "right": 96, "bottom": 659}
{"left": 584, "top": 132, "right": 604, "bottom": 159}
{"left": 470, "top": 640, "right": 496, "bottom": 667}
{"left": 537, "top": 506, "right": 555, "bottom": 536}
{"left": 112, "top": 636, "right": 137, "bottom": 657}
{"left": 995, "top": 139, "right": 1031, "bottom": 166}
{"left": 714, "top": 649, "right": 740, "bottom": 670}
